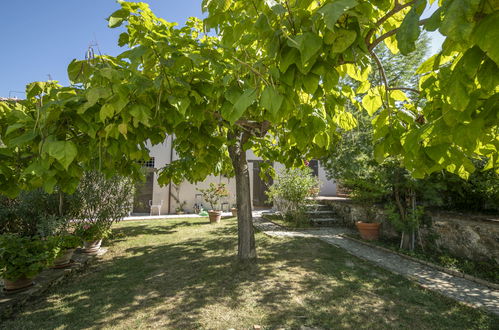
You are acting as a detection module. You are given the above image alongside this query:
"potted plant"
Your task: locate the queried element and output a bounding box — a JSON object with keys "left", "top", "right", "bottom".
{"left": 344, "top": 177, "right": 387, "bottom": 241}
{"left": 198, "top": 183, "right": 229, "bottom": 223}
{"left": 230, "top": 204, "right": 237, "bottom": 217}
{"left": 0, "top": 234, "right": 59, "bottom": 291}
{"left": 52, "top": 234, "right": 83, "bottom": 268}
{"left": 75, "top": 222, "right": 111, "bottom": 253}
{"left": 355, "top": 205, "right": 381, "bottom": 240}
{"left": 175, "top": 201, "right": 187, "bottom": 215}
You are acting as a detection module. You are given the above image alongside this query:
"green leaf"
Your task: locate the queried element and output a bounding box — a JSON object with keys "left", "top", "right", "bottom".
{"left": 333, "top": 111, "right": 357, "bottom": 130}
{"left": 168, "top": 96, "right": 191, "bottom": 115}
{"left": 302, "top": 73, "right": 320, "bottom": 94}
{"left": 100, "top": 104, "right": 115, "bottom": 122}
{"left": 319, "top": 0, "right": 358, "bottom": 31}
{"left": 338, "top": 63, "right": 370, "bottom": 81}
{"left": 279, "top": 48, "right": 300, "bottom": 73}
{"left": 440, "top": 0, "right": 479, "bottom": 44}
{"left": 396, "top": 4, "right": 422, "bottom": 55}
{"left": 86, "top": 87, "right": 111, "bottom": 106}
{"left": 223, "top": 88, "right": 257, "bottom": 123}
{"left": 362, "top": 92, "right": 382, "bottom": 115}
{"left": 288, "top": 32, "right": 323, "bottom": 65}
{"left": 330, "top": 29, "right": 357, "bottom": 53}
{"left": 108, "top": 8, "right": 129, "bottom": 28}
{"left": 260, "top": 86, "right": 284, "bottom": 117}
{"left": 233, "top": 88, "right": 257, "bottom": 113}
{"left": 129, "top": 104, "right": 151, "bottom": 127}
{"left": 46, "top": 141, "right": 78, "bottom": 170}
{"left": 472, "top": 12, "right": 499, "bottom": 67}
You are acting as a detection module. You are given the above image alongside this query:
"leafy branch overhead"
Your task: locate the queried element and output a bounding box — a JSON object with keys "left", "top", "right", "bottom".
{"left": 0, "top": 0, "right": 498, "bottom": 199}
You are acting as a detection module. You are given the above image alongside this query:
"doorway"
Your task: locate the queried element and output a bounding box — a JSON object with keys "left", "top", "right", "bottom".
{"left": 251, "top": 160, "right": 273, "bottom": 207}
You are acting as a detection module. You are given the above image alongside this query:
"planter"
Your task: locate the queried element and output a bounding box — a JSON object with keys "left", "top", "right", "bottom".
{"left": 83, "top": 239, "right": 103, "bottom": 253}
{"left": 52, "top": 249, "right": 75, "bottom": 268}
{"left": 3, "top": 276, "right": 34, "bottom": 291}
{"left": 355, "top": 221, "right": 381, "bottom": 240}
{"left": 230, "top": 208, "right": 237, "bottom": 217}
{"left": 208, "top": 210, "right": 222, "bottom": 223}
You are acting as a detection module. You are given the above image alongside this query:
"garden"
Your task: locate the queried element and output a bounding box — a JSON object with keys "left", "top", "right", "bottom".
{"left": 1, "top": 0, "right": 498, "bottom": 328}
{"left": 1, "top": 217, "right": 498, "bottom": 329}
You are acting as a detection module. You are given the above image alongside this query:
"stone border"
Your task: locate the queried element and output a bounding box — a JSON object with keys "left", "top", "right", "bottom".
{"left": 341, "top": 234, "right": 499, "bottom": 290}
{"left": 0, "top": 248, "right": 107, "bottom": 320}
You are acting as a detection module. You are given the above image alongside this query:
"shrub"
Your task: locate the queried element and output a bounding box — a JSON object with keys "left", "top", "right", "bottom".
{"left": 266, "top": 167, "right": 321, "bottom": 225}
{"left": 197, "top": 183, "right": 229, "bottom": 211}
{"left": 0, "top": 234, "right": 60, "bottom": 281}
{"left": 71, "top": 171, "right": 135, "bottom": 239}
{"left": 0, "top": 189, "right": 65, "bottom": 236}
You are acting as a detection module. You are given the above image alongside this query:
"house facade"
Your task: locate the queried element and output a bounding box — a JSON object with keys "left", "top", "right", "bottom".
{"left": 133, "top": 136, "right": 337, "bottom": 215}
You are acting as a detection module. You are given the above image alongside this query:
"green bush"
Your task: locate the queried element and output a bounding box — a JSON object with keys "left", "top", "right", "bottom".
{"left": 0, "top": 234, "right": 60, "bottom": 281}
{"left": 266, "top": 167, "right": 321, "bottom": 226}
{"left": 71, "top": 171, "right": 135, "bottom": 239}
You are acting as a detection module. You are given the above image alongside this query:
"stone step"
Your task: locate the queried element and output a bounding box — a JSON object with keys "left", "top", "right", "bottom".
{"left": 310, "top": 218, "right": 342, "bottom": 227}
{"left": 306, "top": 210, "right": 337, "bottom": 218}
{"left": 305, "top": 204, "right": 330, "bottom": 211}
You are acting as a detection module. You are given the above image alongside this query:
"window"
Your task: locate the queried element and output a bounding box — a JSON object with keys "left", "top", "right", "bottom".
{"left": 139, "top": 158, "right": 155, "bottom": 168}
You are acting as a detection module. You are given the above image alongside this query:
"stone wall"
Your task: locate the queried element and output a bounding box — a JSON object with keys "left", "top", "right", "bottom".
{"left": 323, "top": 199, "right": 499, "bottom": 264}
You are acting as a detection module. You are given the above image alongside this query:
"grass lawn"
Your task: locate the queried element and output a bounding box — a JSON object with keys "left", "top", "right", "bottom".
{"left": 2, "top": 218, "right": 497, "bottom": 329}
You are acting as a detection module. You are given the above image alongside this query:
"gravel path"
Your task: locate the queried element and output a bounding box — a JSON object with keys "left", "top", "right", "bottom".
{"left": 253, "top": 217, "right": 499, "bottom": 316}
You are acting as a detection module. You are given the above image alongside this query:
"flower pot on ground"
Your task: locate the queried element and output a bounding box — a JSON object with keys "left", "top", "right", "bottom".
{"left": 83, "top": 239, "right": 103, "bottom": 253}
{"left": 355, "top": 221, "right": 381, "bottom": 240}
{"left": 230, "top": 207, "right": 237, "bottom": 217}
{"left": 75, "top": 222, "right": 110, "bottom": 253}
{"left": 51, "top": 234, "right": 83, "bottom": 267}
{"left": 52, "top": 249, "right": 76, "bottom": 268}
{"left": 0, "top": 234, "right": 59, "bottom": 291}
{"left": 208, "top": 210, "right": 222, "bottom": 223}
{"left": 3, "top": 277, "right": 35, "bottom": 291}
{"left": 198, "top": 183, "right": 229, "bottom": 224}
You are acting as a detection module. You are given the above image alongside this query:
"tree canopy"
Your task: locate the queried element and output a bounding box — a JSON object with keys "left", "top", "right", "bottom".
{"left": 0, "top": 0, "right": 497, "bottom": 259}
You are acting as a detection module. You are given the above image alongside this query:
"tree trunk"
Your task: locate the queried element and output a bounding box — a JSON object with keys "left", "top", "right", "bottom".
{"left": 228, "top": 132, "right": 257, "bottom": 260}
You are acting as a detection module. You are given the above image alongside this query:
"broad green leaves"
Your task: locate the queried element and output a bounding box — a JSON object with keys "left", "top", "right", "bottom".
{"left": 472, "top": 12, "right": 499, "bottom": 66}
{"left": 329, "top": 29, "right": 357, "bottom": 53}
{"left": 260, "top": 86, "right": 284, "bottom": 119}
{"left": 396, "top": 1, "right": 425, "bottom": 55}
{"left": 362, "top": 91, "right": 382, "bottom": 115}
{"left": 319, "top": 0, "right": 358, "bottom": 31}
{"left": 44, "top": 141, "right": 78, "bottom": 170}
{"left": 288, "top": 33, "right": 323, "bottom": 65}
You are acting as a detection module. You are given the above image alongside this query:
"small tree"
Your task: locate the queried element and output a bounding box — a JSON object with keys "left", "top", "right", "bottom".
{"left": 266, "top": 167, "right": 321, "bottom": 226}
{"left": 197, "top": 183, "right": 229, "bottom": 211}
{"left": 71, "top": 171, "right": 135, "bottom": 240}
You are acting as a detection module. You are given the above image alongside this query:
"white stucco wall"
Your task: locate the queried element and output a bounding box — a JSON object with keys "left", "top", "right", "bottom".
{"left": 143, "top": 136, "right": 337, "bottom": 214}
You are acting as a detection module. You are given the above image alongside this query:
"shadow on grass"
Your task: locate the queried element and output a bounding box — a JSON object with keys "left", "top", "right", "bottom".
{"left": 2, "top": 219, "right": 497, "bottom": 329}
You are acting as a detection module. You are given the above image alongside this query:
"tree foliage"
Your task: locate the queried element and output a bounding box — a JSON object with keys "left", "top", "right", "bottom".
{"left": 0, "top": 0, "right": 497, "bottom": 259}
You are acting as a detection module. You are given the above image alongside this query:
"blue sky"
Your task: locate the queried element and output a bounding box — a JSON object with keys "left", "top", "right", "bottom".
{"left": 0, "top": 0, "right": 443, "bottom": 97}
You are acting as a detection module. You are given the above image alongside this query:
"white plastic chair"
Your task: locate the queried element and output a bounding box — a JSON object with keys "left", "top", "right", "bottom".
{"left": 149, "top": 200, "right": 163, "bottom": 216}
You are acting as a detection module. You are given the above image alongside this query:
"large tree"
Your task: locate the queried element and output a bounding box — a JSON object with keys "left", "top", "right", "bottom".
{"left": 0, "top": 0, "right": 497, "bottom": 260}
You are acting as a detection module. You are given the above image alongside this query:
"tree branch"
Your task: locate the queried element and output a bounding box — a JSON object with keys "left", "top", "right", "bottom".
{"left": 365, "top": 0, "right": 416, "bottom": 46}
{"left": 368, "top": 18, "right": 430, "bottom": 51}
{"left": 387, "top": 86, "right": 420, "bottom": 94}
{"left": 233, "top": 57, "right": 270, "bottom": 86}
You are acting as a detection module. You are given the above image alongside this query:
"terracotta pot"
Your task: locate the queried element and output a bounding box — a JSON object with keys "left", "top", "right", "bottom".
{"left": 230, "top": 208, "right": 237, "bottom": 217}
{"left": 3, "top": 277, "right": 34, "bottom": 291}
{"left": 52, "top": 249, "right": 75, "bottom": 268}
{"left": 355, "top": 221, "right": 381, "bottom": 240}
{"left": 83, "top": 239, "right": 102, "bottom": 253}
{"left": 208, "top": 210, "right": 222, "bottom": 223}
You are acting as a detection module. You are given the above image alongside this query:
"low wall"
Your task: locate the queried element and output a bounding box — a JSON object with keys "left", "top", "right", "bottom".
{"left": 323, "top": 199, "right": 499, "bottom": 264}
